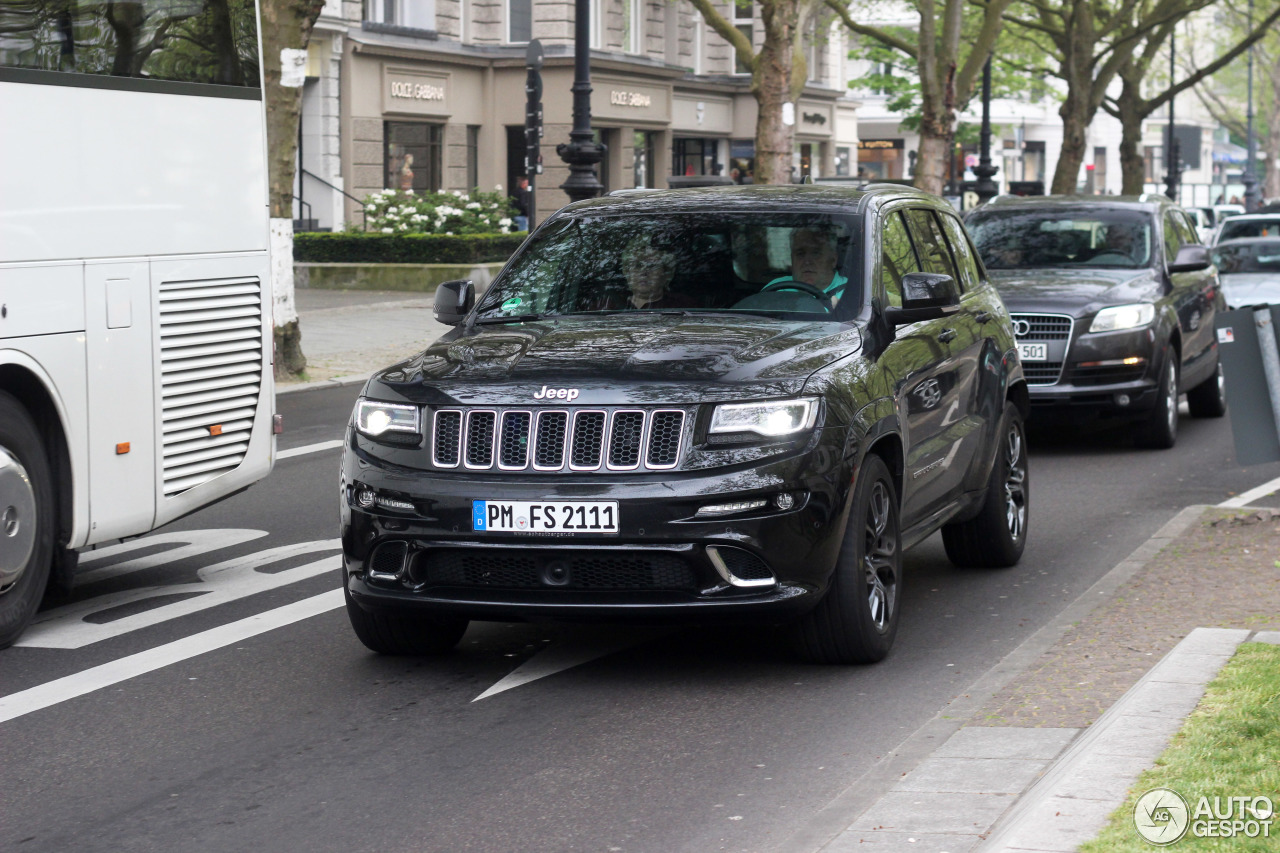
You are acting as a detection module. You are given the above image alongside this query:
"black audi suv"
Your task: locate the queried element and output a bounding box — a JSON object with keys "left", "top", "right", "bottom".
{"left": 341, "top": 185, "right": 1030, "bottom": 664}
{"left": 965, "top": 194, "right": 1226, "bottom": 448}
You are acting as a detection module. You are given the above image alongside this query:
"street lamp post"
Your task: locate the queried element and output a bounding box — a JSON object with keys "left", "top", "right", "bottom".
{"left": 556, "top": 0, "right": 605, "bottom": 203}
{"left": 973, "top": 56, "right": 999, "bottom": 204}
{"left": 1242, "top": 0, "right": 1261, "bottom": 212}
{"left": 1164, "top": 30, "right": 1180, "bottom": 201}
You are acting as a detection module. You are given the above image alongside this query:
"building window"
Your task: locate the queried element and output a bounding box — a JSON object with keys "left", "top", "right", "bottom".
{"left": 386, "top": 122, "right": 443, "bottom": 192}
{"left": 1144, "top": 146, "right": 1163, "bottom": 183}
{"left": 367, "top": 0, "right": 437, "bottom": 31}
{"left": 806, "top": 18, "right": 819, "bottom": 82}
{"left": 673, "top": 137, "right": 720, "bottom": 176}
{"left": 835, "top": 146, "right": 851, "bottom": 177}
{"left": 634, "top": 131, "right": 657, "bottom": 187}
{"left": 590, "top": 0, "right": 603, "bottom": 48}
{"left": 733, "top": 1, "right": 752, "bottom": 75}
{"left": 508, "top": 0, "right": 532, "bottom": 43}
{"left": 693, "top": 15, "right": 705, "bottom": 73}
{"left": 467, "top": 126, "right": 480, "bottom": 191}
{"left": 624, "top": 0, "right": 643, "bottom": 53}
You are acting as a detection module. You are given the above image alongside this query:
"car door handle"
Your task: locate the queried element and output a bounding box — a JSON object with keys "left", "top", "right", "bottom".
{"left": 975, "top": 311, "right": 993, "bottom": 324}
{"left": 938, "top": 328, "right": 957, "bottom": 343}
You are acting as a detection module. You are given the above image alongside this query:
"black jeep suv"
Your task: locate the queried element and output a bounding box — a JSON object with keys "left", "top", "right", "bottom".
{"left": 340, "top": 185, "right": 1030, "bottom": 664}
{"left": 965, "top": 195, "right": 1226, "bottom": 448}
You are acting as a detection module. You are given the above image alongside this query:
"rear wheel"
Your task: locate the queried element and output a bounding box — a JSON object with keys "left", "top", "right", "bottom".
{"left": 0, "top": 392, "right": 54, "bottom": 649}
{"left": 1186, "top": 359, "right": 1227, "bottom": 418}
{"left": 942, "top": 402, "right": 1029, "bottom": 568}
{"left": 1135, "top": 351, "right": 1179, "bottom": 449}
{"left": 790, "top": 454, "right": 901, "bottom": 665}
{"left": 344, "top": 582, "right": 468, "bottom": 655}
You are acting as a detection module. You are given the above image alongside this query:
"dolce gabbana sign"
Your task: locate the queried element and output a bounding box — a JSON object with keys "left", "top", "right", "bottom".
{"left": 382, "top": 67, "right": 450, "bottom": 116}
{"left": 593, "top": 77, "right": 669, "bottom": 122}
{"left": 610, "top": 90, "right": 652, "bottom": 108}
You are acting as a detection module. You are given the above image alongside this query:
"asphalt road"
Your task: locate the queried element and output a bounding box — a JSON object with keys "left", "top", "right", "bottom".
{"left": 3, "top": 386, "right": 1278, "bottom": 853}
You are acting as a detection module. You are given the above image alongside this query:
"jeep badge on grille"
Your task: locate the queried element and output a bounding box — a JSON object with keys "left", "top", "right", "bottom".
{"left": 533, "top": 386, "right": 580, "bottom": 401}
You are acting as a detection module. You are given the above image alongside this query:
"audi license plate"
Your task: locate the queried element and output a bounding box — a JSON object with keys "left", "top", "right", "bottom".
{"left": 1018, "top": 343, "right": 1048, "bottom": 362}
{"left": 472, "top": 500, "right": 619, "bottom": 533}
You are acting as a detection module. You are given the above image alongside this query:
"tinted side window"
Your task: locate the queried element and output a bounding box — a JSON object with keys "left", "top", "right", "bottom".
{"left": 1177, "top": 212, "right": 1200, "bottom": 246}
{"left": 1163, "top": 211, "right": 1186, "bottom": 264}
{"left": 0, "top": 0, "right": 260, "bottom": 88}
{"left": 904, "top": 209, "right": 959, "bottom": 281}
{"left": 939, "top": 213, "right": 980, "bottom": 293}
{"left": 880, "top": 211, "right": 919, "bottom": 308}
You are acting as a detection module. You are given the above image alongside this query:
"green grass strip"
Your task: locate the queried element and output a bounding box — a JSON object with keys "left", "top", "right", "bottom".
{"left": 1080, "top": 642, "right": 1280, "bottom": 851}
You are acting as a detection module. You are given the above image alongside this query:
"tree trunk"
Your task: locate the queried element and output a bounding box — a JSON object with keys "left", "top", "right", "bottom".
{"left": 1052, "top": 90, "right": 1091, "bottom": 195}
{"left": 752, "top": 8, "right": 796, "bottom": 185}
{"left": 261, "top": 0, "right": 325, "bottom": 380}
{"left": 915, "top": 121, "right": 951, "bottom": 196}
{"left": 1116, "top": 84, "right": 1147, "bottom": 195}
{"left": 1268, "top": 58, "right": 1280, "bottom": 200}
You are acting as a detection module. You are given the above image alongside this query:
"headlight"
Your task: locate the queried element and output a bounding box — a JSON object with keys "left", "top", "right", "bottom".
{"left": 709, "top": 398, "right": 819, "bottom": 438}
{"left": 354, "top": 399, "right": 420, "bottom": 437}
{"left": 1089, "top": 303, "right": 1156, "bottom": 333}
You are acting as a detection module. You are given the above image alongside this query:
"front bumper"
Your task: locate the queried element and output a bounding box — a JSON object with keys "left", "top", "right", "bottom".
{"left": 1026, "top": 325, "right": 1162, "bottom": 418}
{"left": 340, "top": 431, "right": 852, "bottom": 624}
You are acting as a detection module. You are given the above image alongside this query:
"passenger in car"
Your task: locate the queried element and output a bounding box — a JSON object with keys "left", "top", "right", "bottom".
{"left": 592, "top": 237, "right": 697, "bottom": 310}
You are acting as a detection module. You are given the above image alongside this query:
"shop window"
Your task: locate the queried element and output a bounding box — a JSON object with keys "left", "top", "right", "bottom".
{"left": 730, "top": 139, "right": 755, "bottom": 183}
{"left": 508, "top": 0, "right": 531, "bottom": 43}
{"left": 673, "top": 137, "right": 720, "bottom": 177}
{"left": 835, "top": 146, "right": 851, "bottom": 177}
{"left": 467, "top": 125, "right": 480, "bottom": 191}
{"left": 386, "top": 122, "right": 443, "bottom": 192}
{"left": 367, "top": 0, "right": 436, "bottom": 31}
{"left": 733, "top": 1, "right": 753, "bottom": 75}
{"left": 634, "top": 131, "right": 657, "bottom": 188}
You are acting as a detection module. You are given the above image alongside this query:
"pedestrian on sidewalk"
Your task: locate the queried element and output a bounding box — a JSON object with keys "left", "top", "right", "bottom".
{"left": 512, "top": 175, "right": 531, "bottom": 232}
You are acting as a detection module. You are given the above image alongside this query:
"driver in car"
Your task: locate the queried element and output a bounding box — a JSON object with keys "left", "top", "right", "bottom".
{"left": 1091, "top": 225, "right": 1139, "bottom": 263}
{"left": 768, "top": 226, "right": 848, "bottom": 302}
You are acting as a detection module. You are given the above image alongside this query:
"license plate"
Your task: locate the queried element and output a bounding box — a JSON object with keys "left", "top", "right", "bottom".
{"left": 1018, "top": 343, "right": 1048, "bottom": 362}
{"left": 472, "top": 500, "right": 619, "bottom": 533}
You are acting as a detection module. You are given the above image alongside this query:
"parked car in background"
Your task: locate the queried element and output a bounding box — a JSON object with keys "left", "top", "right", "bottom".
{"left": 1212, "top": 213, "right": 1280, "bottom": 246}
{"left": 1187, "top": 208, "right": 1215, "bottom": 244}
{"left": 965, "top": 194, "right": 1226, "bottom": 449}
{"left": 1212, "top": 237, "right": 1280, "bottom": 309}
{"left": 340, "top": 185, "right": 1031, "bottom": 665}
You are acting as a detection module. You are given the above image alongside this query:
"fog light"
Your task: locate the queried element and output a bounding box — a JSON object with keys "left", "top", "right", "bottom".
{"left": 774, "top": 493, "right": 795, "bottom": 510}
{"left": 355, "top": 488, "right": 375, "bottom": 508}
{"left": 375, "top": 496, "right": 416, "bottom": 511}
{"left": 696, "top": 499, "right": 768, "bottom": 517}
{"left": 1116, "top": 394, "right": 1131, "bottom": 406}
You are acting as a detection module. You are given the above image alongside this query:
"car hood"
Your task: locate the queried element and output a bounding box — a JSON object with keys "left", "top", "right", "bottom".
{"left": 988, "top": 268, "right": 1162, "bottom": 318}
{"left": 363, "top": 313, "right": 863, "bottom": 406}
{"left": 1221, "top": 273, "right": 1280, "bottom": 309}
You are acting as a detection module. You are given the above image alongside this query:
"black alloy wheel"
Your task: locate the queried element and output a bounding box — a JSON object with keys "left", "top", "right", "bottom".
{"left": 790, "top": 453, "right": 901, "bottom": 664}
{"left": 0, "top": 391, "right": 54, "bottom": 649}
{"left": 1186, "top": 359, "right": 1227, "bottom": 418}
{"left": 942, "top": 401, "right": 1029, "bottom": 568}
{"left": 1135, "top": 349, "right": 1179, "bottom": 449}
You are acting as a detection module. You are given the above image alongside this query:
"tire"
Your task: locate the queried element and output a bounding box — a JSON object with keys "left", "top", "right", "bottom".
{"left": 344, "top": 582, "right": 468, "bottom": 655}
{"left": 790, "top": 454, "right": 901, "bottom": 664}
{"left": 1135, "top": 350, "right": 1179, "bottom": 449}
{"left": 0, "top": 392, "right": 55, "bottom": 649}
{"left": 942, "top": 402, "right": 1029, "bottom": 568}
{"left": 1186, "top": 358, "right": 1227, "bottom": 418}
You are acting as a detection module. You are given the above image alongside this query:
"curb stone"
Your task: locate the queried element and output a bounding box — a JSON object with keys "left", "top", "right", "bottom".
{"left": 784, "top": 505, "right": 1208, "bottom": 853}
{"left": 276, "top": 373, "right": 371, "bottom": 396}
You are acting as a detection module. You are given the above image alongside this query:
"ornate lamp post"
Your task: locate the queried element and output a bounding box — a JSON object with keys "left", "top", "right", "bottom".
{"left": 973, "top": 57, "right": 999, "bottom": 204}
{"left": 556, "top": 0, "right": 605, "bottom": 203}
{"left": 1242, "top": 0, "right": 1261, "bottom": 212}
{"left": 1164, "top": 30, "right": 1180, "bottom": 201}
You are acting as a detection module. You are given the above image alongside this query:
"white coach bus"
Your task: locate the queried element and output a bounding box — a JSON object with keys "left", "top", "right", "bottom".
{"left": 0, "top": 0, "right": 276, "bottom": 646}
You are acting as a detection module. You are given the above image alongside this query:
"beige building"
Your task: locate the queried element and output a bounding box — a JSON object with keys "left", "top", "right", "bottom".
{"left": 299, "top": 0, "right": 859, "bottom": 228}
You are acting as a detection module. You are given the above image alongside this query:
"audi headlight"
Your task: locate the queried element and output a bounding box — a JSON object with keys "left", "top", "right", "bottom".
{"left": 354, "top": 399, "right": 420, "bottom": 437}
{"left": 1089, "top": 304, "right": 1155, "bottom": 333}
{"left": 709, "top": 398, "right": 819, "bottom": 439}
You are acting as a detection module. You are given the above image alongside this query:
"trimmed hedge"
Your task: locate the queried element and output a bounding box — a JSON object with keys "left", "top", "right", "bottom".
{"left": 294, "top": 232, "right": 526, "bottom": 264}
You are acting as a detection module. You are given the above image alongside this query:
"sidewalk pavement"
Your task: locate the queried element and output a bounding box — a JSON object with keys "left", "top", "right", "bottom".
{"left": 283, "top": 289, "right": 1280, "bottom": 851}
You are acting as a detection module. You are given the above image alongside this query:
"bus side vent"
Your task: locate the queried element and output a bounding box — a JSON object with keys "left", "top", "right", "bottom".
{"left": 158, "top": 277, "right": 264, "bottom": 497}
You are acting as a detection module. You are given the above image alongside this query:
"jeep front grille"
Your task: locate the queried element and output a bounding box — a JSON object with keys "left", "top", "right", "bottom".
{"left": 433, "top": 407, "right": 687, "bottom": 473}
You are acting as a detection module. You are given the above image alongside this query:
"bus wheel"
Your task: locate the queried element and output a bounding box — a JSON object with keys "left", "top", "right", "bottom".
{"left": 0, "top": 392, "right": 54, "bottom": 649}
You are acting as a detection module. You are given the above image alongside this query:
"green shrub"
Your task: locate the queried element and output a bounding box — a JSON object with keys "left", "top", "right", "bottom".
{"left": 294, "top": 232, "right": 526, "bottom": 264}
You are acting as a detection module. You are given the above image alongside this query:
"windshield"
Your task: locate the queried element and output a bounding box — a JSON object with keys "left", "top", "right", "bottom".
{"left": 1218, "top": 218, "right": 1280, "bottom": 243}
{"left": 967, "top": 209, "right": 1154, "bottom": 270}
{"left": 1212, "top": 240, "right": 1280, "bottom": 274}
{"left": 474, "top": 212, "right": 861, "bottom": 322}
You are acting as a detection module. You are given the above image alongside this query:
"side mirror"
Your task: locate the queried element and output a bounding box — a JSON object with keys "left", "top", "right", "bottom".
{"left": 884, "top": 272, "right": 960, "bottom": 326}
{"left": 1169, "top": 244, "right": 1211, "bottom": 273}
{"left": 434, "top": 279, "right": 474, "bottom": 326}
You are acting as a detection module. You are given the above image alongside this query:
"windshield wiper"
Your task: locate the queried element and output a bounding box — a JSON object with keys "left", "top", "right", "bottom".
{"left": 474, "top": 313, "right": 547, "bottom": 325}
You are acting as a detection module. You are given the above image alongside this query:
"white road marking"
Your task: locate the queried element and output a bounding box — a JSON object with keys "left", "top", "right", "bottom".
{"left": 473, "top": 626, "right": 672, "bottom": 702}
{"left": 0, "top": 589, "right": 344, "bottom": 725}
{"left": 277, "top": 440, "right": 344, "bottom": 460}
{"left": 19, "top": 539, "right": 342, "bottom": 649}
{"left": 1218, "top": 474, "right": 1280, "bottom": 508}
{"left": 75, "top": 529, "right": 269, "bottom": 585}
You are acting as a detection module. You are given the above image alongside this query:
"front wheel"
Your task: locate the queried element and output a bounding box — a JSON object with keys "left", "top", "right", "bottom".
{"left": 344, "top": 582, "right": 469, "bottom": 655}
{"left": 790, "top": 454, "right": 901, "bottom": 664}
{"left": 1186, "top": 359, "right": 1226, "bottom": 418}
{"left": 1135, "top": 351, "right": 1179, "bottom": 449}
{"left": 942, "top": 402, "right": 1029, "bottom": 568}
{"left": 0, "top": 392, "right": 55, "bottom": 649}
